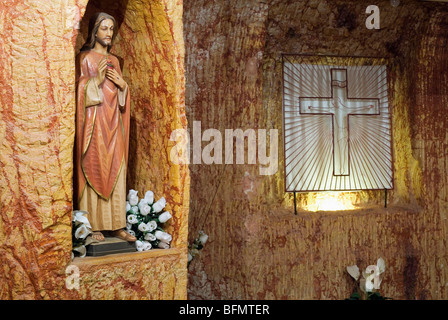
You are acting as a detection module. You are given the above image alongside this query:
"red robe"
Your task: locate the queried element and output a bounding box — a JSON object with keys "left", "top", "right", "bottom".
{"left": 75, "top": 50, "right": 130, "bottom": 227}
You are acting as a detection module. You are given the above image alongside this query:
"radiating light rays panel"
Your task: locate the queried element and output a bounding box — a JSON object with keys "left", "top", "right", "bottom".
{"left": 282, "top": 56, "right": 393, "bottom": 192}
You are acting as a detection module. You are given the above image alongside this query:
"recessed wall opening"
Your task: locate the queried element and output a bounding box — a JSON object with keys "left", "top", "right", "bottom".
{"left": 73, "top": 0, "right": 188, "bottom": 255}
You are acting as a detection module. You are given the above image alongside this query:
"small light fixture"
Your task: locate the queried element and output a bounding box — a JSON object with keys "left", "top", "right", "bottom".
{"left": 304, "top": 192, "right": 358, "bottom": 212}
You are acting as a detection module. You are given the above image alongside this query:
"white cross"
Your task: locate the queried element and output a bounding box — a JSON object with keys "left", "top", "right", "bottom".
{"left": 299, "top": 69, "right": 380, "bottom": 176}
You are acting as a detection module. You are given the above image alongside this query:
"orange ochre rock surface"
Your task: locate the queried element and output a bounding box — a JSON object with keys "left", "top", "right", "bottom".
{"left": 185, "top": 0, "right": 448, "bottom": 300}
{"left": 1, "top": 0, "right": 448, "bottom": 301}
{"left": 0, "top": 0, "right": 188, "bottom": 299}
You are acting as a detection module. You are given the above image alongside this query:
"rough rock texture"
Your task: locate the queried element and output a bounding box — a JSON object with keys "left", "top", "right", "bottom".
{"left": 71, "top": 248, "right": 187, "bottom": 299}
{"left": 0, "top": 0, "right": 188, "bottom": 299}
{"left": 185, "top": 0, "right": 448, "bottom": 299}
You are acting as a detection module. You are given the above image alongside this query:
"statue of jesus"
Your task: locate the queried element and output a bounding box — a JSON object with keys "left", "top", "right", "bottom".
{"left": 74, "top": 12, "right": 136, "bottom": 242}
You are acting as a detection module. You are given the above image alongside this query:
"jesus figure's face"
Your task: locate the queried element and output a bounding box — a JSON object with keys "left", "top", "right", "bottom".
{"left": 95, "top": 18, "right": 114, "bottom": 48}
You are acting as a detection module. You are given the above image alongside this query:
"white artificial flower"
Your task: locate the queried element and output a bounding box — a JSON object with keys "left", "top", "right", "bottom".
{"left": 147, "top": 220, "right": 158, "bottom": 232}
{"left": 126, "top": 222, "right": 132, "bottom": 230}
{"left": 139, "top": 203, "right": 152, "bottom": 216}
{"left": 144, "top": 232, "right": 156, "bottom": 241}
{"left": 127, "top": 189, "right": 139, "bottom": 206}
{"left": 377, "top": 257, "right": 386, "bottom": 274}
{"left": 158, "top": 211, "right": 172, "bottom": 223}
{"left": 125, "top": 201, "right": 131, "bottom": 213}
{"left": 155, "top": 230, "right": 172, "bottom": 243}
{"left": 127, "top": 229, "right": 136, "bottom": 237}
{"left": 152, "top": 197, "right": 166, "bottom": 213}
{"left": 74, "top": 224, "right": 91, "bottom": 240}
{"left": 130, "top": 206, "right": 139, "bottom": 214}
{"left": 347, "top": 258, "right": 386, "bottom": 294}
{"left": 198, "top": 231, "right": 208, "bottom": 244}
{"left": 144, "top": 191, "right": 154, "bottom": 205}
{"left": 158, "top": 241, "right": 170, "bottom": 249}
{"left": 369, "top": 258, "right": 386, "bottom": 290}
{"left": 346, "top": 265, "right": 360, "bottom": 281}
{"left": 143, "top": 241, "right": 152, "bottom": 251}
{"left": 138, "top": 222, "right": 151, "bottom": 232}
{"left": 73, "top": 210, "right": 92, "bottom": 228}
{"left": 127, "top": 214, "right": 138, "bottom": 224}
{"left": 139, "top": 201, "right": 150, "bottom": 209}
{"left": 376, "top": 257, "right": 386, "bottom": 289}
{"left": 136, "top": 240, "right": 145, "bottom": 252}
{"left": 127, "top": 189, "right": 138, "bottom": 199}
{"left": 188, "top": 252, "right": 193, "bottom": 262}
{"left": 364, "top": 264, "right": 381, "bottom": 292}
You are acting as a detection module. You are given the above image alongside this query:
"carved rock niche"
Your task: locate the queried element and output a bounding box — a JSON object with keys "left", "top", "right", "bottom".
{"left": 0, "top": 0, "right": 187, "bottom": 299}
{"left": 70, "top": 0, "right": 188, "bottom": 295}
{"left": 75, "top": 0, "right": 188, "bottom": 248}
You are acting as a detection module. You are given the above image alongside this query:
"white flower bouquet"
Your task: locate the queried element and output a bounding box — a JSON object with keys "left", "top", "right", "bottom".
{"left": 72, "top": 210, "right": 94, "bottom": 258}
{"left": 125, "top": 189, "right": 173, "bottom": 252}
{"left": 346, "top": 257, "right": 391, "bottom": 300}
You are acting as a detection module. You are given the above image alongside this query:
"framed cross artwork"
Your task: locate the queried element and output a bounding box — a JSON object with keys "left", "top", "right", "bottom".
{"left": 282, "top": 55, "right": 393, "bottom": 192}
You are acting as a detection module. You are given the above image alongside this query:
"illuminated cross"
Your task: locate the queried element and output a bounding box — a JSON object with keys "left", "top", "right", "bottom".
{"left": 299, "top": 68, "right": 380, "bottom": 176}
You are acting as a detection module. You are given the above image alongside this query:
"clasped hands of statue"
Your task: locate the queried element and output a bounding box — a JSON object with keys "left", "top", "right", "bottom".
{"left": 95, "top": 57, "right": 127, "bottom": 91}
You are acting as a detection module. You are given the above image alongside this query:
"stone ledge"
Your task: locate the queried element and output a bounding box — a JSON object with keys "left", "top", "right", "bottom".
{"left": 72, "top": 247, "right": 183, "bottom": 266}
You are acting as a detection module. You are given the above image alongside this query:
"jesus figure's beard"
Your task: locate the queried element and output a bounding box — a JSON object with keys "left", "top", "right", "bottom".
{"left": 96, "top": 38, "right": 112, "bottom": 50}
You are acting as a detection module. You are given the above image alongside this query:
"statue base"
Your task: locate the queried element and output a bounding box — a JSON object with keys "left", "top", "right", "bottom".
{"left": 86, "top": 236, "right": 137, "bottom": 257}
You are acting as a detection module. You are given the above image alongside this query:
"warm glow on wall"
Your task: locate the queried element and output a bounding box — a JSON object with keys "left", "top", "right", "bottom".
{"left": 305, "top": 192, "right": 358, "bottom": 212}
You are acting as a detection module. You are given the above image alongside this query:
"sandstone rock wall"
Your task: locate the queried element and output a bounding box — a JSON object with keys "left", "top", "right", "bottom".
{"left": 186, "top": 0, "right": 448, "bottom": 300}
{"left": 0, "top": 0, "right": 188, "bottom": 299}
